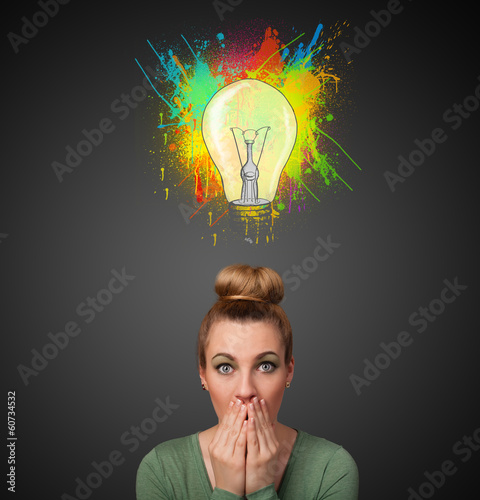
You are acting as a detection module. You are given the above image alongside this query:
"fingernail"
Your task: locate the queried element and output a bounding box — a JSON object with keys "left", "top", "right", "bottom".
{"left": 241, "top": 404, "right": 246, "bottom": 412}
{"left": 228, "top": 401, "right": 234, "bottom": 408}
{"left": 260, "top": 398, "right": 266, "bottom": 406}
{"left": 249, "top": 403, "right": 254, "bottom": 410}
{"left": 253, "top": 396, "right": 258, "bottom": 404}
{"left": 235, "top": 399, "right": 242, "bottom": 406}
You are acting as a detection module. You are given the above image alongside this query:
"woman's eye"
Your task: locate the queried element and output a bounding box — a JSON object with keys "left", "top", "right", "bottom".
{"left": 217, "top": 364, "right": 233, "bottom": 375}
{"left": 259, "top": 362, "right": 276, "bottom": 372}
{"left": 216, "top": 362, "right": 277, "bottom": 374}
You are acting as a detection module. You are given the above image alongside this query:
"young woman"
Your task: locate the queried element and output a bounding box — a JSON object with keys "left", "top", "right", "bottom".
{"left": 136, "top": 264, "right": 359, "bottom": 499}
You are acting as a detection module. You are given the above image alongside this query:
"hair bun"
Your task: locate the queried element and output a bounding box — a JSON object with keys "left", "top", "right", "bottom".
{"left": 214, "top": 264, "right": 284, "bottom": 305}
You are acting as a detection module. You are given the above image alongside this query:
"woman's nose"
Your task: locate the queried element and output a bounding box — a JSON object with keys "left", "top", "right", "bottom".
{"left": 235, "top": 375, "right": 256, "bottom": 403}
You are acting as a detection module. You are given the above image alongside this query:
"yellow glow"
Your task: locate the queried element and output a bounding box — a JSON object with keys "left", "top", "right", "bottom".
{"left": 201, "top": 79, "right": 297, "bottom": 203}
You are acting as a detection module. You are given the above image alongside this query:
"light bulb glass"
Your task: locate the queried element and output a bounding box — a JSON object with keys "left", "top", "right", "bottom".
{"left": 202, "top": 79, "right": 297, "bottom": 205}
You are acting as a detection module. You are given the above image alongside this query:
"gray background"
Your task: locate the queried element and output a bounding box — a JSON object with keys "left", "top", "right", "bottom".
{"left": 3, "top": 1, "right": 478, "bottom": 499}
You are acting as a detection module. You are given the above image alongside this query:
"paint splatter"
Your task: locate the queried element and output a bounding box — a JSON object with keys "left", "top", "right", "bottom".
{"left": 136, "top": 19, "right": 359, "bottom": 243}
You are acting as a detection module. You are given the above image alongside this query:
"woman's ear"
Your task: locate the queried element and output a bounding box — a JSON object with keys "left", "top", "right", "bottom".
{"left": 199, "top": 367, "right": 206, "bottom": 385}
{"left": 286, "top": 355, "right": 294, "bottom": 383}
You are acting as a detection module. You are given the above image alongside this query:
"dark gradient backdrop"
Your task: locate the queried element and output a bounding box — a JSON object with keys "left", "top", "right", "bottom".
{"left": 3, "top": 1, "right": 478, "bottom": 499}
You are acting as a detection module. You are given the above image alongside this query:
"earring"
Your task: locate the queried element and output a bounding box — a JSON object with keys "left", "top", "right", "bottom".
{"left": 201, "top": 383, "right": 207, "bottom": 391}
{"left": 285, "top": 381, "right": 291, "bottom": 388}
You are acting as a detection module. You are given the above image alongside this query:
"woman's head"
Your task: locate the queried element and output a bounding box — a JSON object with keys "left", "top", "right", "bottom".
{"left": 197, "top": 264, "right": 294, "bottom": 423}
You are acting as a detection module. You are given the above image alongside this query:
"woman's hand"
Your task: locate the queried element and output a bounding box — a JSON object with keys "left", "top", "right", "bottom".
{"left": 208, "top": 399, "right": 248, "bottom": 496}
{"left": 245, "top": 397, "right": 280, "bottom": 495}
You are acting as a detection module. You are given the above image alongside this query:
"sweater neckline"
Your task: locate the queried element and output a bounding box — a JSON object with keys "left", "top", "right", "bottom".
{"left": 192, "top": 428, "right": 303, "bottom": 496}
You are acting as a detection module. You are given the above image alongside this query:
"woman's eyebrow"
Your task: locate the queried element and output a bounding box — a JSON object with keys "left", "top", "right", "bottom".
{"left": 211, "top": 351, "right": 280, "bottom": 361}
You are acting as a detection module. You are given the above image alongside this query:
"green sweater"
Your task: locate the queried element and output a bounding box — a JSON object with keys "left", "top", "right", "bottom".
{"left": 136, "top": 429, "right": 359, "bottom": 499}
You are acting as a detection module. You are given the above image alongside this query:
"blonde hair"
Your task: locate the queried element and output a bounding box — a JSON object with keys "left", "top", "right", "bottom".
{"left": 197, "top": 264, "right": 293, "bottom": 371}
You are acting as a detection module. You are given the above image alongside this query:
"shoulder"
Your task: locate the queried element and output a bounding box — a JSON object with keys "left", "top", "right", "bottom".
{"left": 136, "top": 434, "right": 198, "bottom": 499}
{"left": 295, "top": 430, "right": 358, "bottom": 472}
{"left": 139, "top": 433, "right": 196, "bottom": 470}
{"left": 289, "top": 430, "right": 359, "bottom": 497}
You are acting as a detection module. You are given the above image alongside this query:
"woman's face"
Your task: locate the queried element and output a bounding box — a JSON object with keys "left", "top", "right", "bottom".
{"left": 199, "top": 319, "right": 294, "bottom": 425}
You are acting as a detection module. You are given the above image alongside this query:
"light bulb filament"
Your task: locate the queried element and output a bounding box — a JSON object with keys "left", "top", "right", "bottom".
{"left": 230, "top": 126, "right": 271, "bottom": 205}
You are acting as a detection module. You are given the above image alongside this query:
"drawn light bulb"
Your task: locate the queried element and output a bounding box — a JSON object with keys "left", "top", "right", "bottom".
{"left": 202, "top": 78, "right": 297, "bottom": 237}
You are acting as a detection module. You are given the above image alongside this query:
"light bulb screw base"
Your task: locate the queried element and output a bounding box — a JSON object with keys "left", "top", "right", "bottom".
{"left": 228, "top": 201, "right": 272, "bottom": 242}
